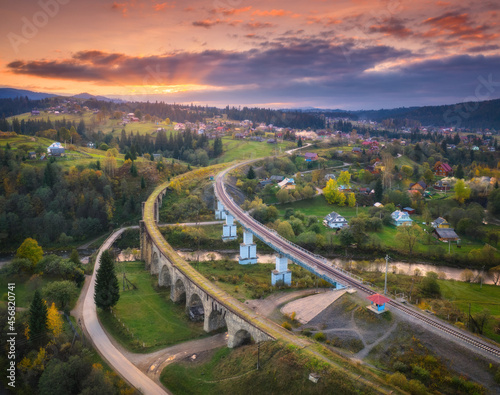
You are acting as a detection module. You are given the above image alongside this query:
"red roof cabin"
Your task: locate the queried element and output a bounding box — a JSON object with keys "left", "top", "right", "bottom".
{"left": 367, "top": 293, "right": 391, "bottom": 313}
{"left": 304, "top": 152, "right": 319, "bottom": 162}
{"left": 434, "top": 162, "right": 453, "bottom": 177}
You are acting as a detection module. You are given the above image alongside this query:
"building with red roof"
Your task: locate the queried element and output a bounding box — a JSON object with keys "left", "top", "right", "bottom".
{"left": 434, "top": 161, "right": 453, "bottom": 177}
{"left": 367, "top": 293, "right": 391, "bottom": 313}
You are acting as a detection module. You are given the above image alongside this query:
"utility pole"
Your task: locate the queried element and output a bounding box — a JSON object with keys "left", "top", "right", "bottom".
{"left": 384, "top": 254, "right": 390, "bottom": 295}
{"left": 257, "top": 342, "right": 260, "bottom": 370}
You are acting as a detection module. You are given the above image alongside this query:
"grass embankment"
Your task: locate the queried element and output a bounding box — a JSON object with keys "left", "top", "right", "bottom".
{"left": 98, "top": 261, "right": 207, "bottom": 352}
{"left": 213, "top": 137, "right": 294, "bottom": 163}
{"left": 188, "top": 260, "right": 330, "bottom": 301}
{"left": 160, "top": 340, "right": 389, "bottom": 395}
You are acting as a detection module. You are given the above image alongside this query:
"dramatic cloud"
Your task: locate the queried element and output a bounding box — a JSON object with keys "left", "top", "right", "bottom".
{"left": 423, "top": 12, "right": 497, "bottom": 42}
{"left": 369, "top": 18, "right": 412, "bottom": 38}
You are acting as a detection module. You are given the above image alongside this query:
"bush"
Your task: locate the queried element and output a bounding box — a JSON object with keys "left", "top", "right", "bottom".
{"left": 282, "top": 322, "right": 292, "bottom": 330}
{"left": 387, "top": 372, "right": 408, "bottom": 389}
{"left": 393, "top": 361, "right": 408, "bottom": 373}
{"left": 313, "top": 332, "right": 326, "bottom": 342}
{"left": 411, "top": 365, "right": 430, "bottom": 384}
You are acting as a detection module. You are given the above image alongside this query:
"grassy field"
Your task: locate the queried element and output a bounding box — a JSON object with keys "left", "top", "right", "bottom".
{"left": 160, "top": 341, "right": 386, "bottom": 395}
{"left": 188, "top": 259, "right": 330, "bottom": 301}
{"left": 276, "top": 195, "right": 369, "bottom": 219}
{"left": 98, "top": 261, "right": 208, "bottom": 352}
{"left": 213, "top": 137, "right": 294, "bottom": 163}
{"left": 7, "top": 111, "right": 177, "bottom": 137}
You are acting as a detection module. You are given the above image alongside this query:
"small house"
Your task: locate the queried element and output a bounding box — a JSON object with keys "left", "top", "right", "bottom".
{"left": 367, "top": 293, "right": 391, "bottom": 313}
{"left": 338, "top": 185, "right": 352, "bottom": 193}
{"left": 434, "top": 162, "right": 453, "bottom": 177}
{"left": 431, "top": 217, "right": 450, "bottom": 228}
{"left": 258, "top": 179, "right": 273, "bottom": 187}
{"left": 433, "top": 180, "right": 450, "bottom": 191}
{"left": 28, "top": 151, "right": 36, "bottom": 159}
{"left": 352, "top": 147, "right": 362, "bottom": 155}
{"left": 402, "top": 207, "right": 415, "bottom": 215}
{"left": 391, "top": 210, "right": 413, "bottom": 226}
{"left": 409, "top": 181, "right": 427, "bottom": 192}
{"left": 324, "top": 174, "right": 336, "bottom": 181}
{"left": 278, "top": 178, "right": 296, "bottom": 190}
{"left": 270, "top": 175, "right": 285, "bottom": 183}
{"left": 323, "top": 211, "right": 348, "bottom": 229}
{"left": 31, "top": 110, "right": 40, "bottom": 116}
{"left": 47, "top": 142, "right": 65, "bottom": 156}
{"left": 433, "top": 228, "right": 459, "bottom": 242}
{"left": 304, "top": 152, "right": 319, "bottom": 162}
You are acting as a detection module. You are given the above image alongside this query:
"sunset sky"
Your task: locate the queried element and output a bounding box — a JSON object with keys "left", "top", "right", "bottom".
{"left": 1, "top": 0, "right": 499, "bottom": 109}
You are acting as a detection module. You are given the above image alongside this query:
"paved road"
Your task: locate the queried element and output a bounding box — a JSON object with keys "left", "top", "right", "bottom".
{"left": 81, "top": 226, "right": 171, "bottom": 395}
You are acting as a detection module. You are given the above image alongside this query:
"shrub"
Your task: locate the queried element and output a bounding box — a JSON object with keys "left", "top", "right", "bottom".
{"left": 411, "top": 365, "right": 430, "bottom": 384}
{"left": 282, "top": 322, "right": 292, "bottom": 330}
{"left": 313, "top": 332, "right": 326, "bottom": 342}
{"left": 393, "top": 361, "right": 408, "bottom": 373}
{"left": 407, "top": 379, "right": 427, "bottom": 395}
{"left": 387, "top": 372, "right": 408, "bottom": 389}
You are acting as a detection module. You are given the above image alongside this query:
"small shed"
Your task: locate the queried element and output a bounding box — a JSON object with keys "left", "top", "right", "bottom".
{"left": 403, "top": 207, "right": 415, "bottom": 215}
{"left": 28, "top": 151, "right": 36, "bottom": 159}
{"left": 433, "top": 228, "right": 459, "bottom": 242}
{"left": 367, "top": 294, "right": 391, "bottom": 313}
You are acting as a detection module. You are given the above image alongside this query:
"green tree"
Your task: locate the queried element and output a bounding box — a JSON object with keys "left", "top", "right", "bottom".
{"left": 455, "top": 163, "right": 464, "bottom": 179}
{"left": 395, "top": 224, "right": 423, "bottom": 256}
{"left": 297, "top": 137, "right": 303, "bottom": 147}
{"left": 43, "top": 281, "right": 78, "bottom": 310}
{"left": 94, "top": 250, "right": 120, "bottom": 311}
{"left": 246, "top": 166, "right": 256, "bottom": 180}
{"left": 454, "top": 179, "right": 471, "bottom": 204}
{"left": 28, "top": 290, "right": 48, "bottom": 346}
{"left": 69, "top": 249, "right": 81, "bottom": 265}
{"left": 339, "top": 228, "right": 355, "bottom": 247}
{"left": 130, "top": 162, "right": 138, "bottom": 177}
{"left": 141, "top": 176, "right": 146, "bottom": 189}
{"left": 276, "top": 188, "right": 290, "bottom": 204}
{"left": 420, "top": 271, "right": 441, "bottom": 297}
{"left": 374, "top": 178, "right": 383, "bottom": 202}
{"left": 423, "top": 169, "right": 434, "bottom": 184}
{"left": 488, "top": 188, "right": 500, "bottom": 217}
{"left": 16, "top": 238, "right": 43, "bottom": 267}
{"left": 277, "top": 221, "right": 295, "bottom": 240}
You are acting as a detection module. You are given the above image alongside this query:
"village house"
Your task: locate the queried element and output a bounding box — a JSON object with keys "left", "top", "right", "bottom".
{"left": 391, "top": 210, "right": 413, "bottom": 226}
{"left": 323, "top": 211, "right": 349, "bottom": 229}
{"left": 402, "top": 207, "right": 415, "bottom": 215}
{"left": 324, "top": 174, "right": 336, "bottom": 181}
{"left": 28, "top": 151, "right": 36, "bottom": 159}
{"left": 270, "top": 175, "right": 285, "bottom": 182}
{"left": 47, "top": 142, "right": 65, "bottom": 157}
{"left": 433, "top": 228, "right": 460, "bottom": 242}
{"left": 431, "top": 217, "right": 450, "bottom": 228}
{"left": 434, "top": 161, "right": 453, "bottom": 177}
{"left": 433, "top": 180, "right": 450, "bottom": 191}
{"left": 304, "top": 152, "right": 319, "bottom": 162}
{"left": 408, "top": 181, "right": 427, "bottom": 194}
{"left": 278, "top": 178, "right": 296, "bottom": 190}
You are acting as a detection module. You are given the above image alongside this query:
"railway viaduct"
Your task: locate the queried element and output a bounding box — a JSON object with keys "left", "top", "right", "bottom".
{"left": 140, "top": 183, "right": 278, "bottom": 348}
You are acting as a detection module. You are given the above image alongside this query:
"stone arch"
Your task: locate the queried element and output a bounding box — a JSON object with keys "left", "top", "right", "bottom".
{"left": 151, "top": 251, "right": 159, "bottom": 274}
{"left": 172, "top": 278, "right": 186, "bottom": 304}
{"left": 159, "top": 264, "right": 171, "bottom": 287}
{"left": 208, "top": 309, "right": 226, "bottom": 332}
{"left": 187, "top": 293, "right": 205, "bottom": 322}
{"left": 232, "top": 329, "right": 252, "bottom": 347}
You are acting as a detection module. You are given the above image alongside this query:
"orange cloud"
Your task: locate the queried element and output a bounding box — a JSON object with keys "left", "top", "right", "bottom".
{"left": 153, "top": 2, "right": 175, "bottom": 12}
{"left": 423, "top": 12, "right": 497, "bottom": 42}
{"left": 252, "top": 9, "right": 290, "bottom": 17}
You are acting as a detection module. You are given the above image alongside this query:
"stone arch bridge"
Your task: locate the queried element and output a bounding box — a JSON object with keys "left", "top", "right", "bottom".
{"left": 140, "top": 183, "right": 277, "bottom": 348}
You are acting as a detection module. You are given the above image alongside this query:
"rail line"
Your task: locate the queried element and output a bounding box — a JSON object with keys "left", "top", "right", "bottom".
{"left": 215, "top": 163, "right": 500, "bottom": 360}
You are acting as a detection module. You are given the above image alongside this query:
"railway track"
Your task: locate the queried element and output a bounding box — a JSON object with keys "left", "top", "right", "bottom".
{"left": 215, "top": 164, "right": 500, "bottom": 360}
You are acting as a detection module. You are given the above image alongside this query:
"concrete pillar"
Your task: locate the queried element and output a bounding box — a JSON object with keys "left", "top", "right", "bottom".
{"left": 139, "top": 220, "right": 146, "bottom": 261}
{"left": 271, "top": 254, "right": 292, "bottom": 286}
{"left": 215, "top": 200, "right": 227, "bottom": 220}
{"left": 222, "top": 214, "right": 237, "bottom": 241}
{"left": 239, "top": 230, "right": 257, "bottom": 265}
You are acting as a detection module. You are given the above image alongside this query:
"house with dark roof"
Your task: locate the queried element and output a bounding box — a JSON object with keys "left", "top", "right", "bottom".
{"left": 304, "top": 152, "right": 319, "bottom": 162}
{"left": 434, "top": 162, "right": 453, "bottom": 177}
{"left": 409, "top": 181, "right": 427, "bottom": 193}
{"left": 433, "top": 180, "right": 450, "bottom": 191}
{"left": 433, "top": 228, "right": 459, "bottom": 242}
{"left": 270, "top": 175, "right": 285, "bottom": 182}
{"left": 323, "top": 211, "right": 348, "bottom": 229}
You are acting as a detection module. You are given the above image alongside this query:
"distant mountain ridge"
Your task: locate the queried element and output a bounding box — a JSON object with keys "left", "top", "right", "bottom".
{"left": 0, "top": 88, "right": 123, "bottom": 103}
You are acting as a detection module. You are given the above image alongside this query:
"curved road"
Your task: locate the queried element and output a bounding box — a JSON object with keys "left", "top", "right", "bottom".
{"left": 215, "top": 161, "right": 500, "bottom": 361}
{"left": 81, "top": 226, "right": 171, "bottom": 395}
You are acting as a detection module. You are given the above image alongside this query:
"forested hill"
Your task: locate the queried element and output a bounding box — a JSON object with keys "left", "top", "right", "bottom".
{"left": 351, "top": 98, "right": 500, "bottom": 129}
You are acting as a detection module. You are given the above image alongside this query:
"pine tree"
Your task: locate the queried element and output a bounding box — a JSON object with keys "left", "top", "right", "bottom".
{"left": 455, "top": 164, "right": 464, "bottom": 179}
{"left": 29, "top": 290, "right": 48, "bottom": 346}
{"left": 69, "top": 249, "right": 81, "bottom": 265}
{"left": 141, "top": 176, "right": 146, "bottom": 189}
{"left": 297, "top": 137, "right": 303, "bottom": 147}
{"left": 94, "top": 250, "right": 120, "bottom": 311}
{"left": 247, "top": 166, "right": 256, "bottom": 180}
{"left": 374, "top": 178, "right": 383, "bottom": 202}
